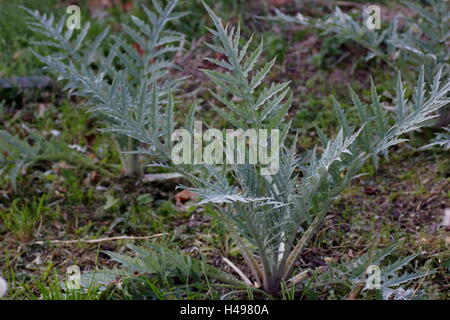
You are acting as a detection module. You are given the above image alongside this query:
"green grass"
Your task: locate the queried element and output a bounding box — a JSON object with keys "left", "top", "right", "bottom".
{"left": 0, "top": 194, "right": 47, "bottom": 242}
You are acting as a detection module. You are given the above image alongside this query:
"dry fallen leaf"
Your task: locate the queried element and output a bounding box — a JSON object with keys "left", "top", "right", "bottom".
{"left": 121, "top": 1, "right": 133, "bottom": 12}
{"left": 83, "top": 171, "right": 100, "bottom": 186}
{"left": 202, "top": 52, "right": 228, "bottom": 71}
{"left": 52, "top": 161, "right": 74, "bottom": 172}
{"left": 363, "top": 186, "right": 378, "bottom": 195}
{"left": 175, "top": 190, "right": 197, "bottom": 205}
{"left": 324, "top": 257, "right": 337, "bottom": 263}
{"left": 132, "top": 42, "right": 145, "bottom": 57}
{"left": 270, "top": 0, "right": 291, "bottom": 6}
{"left": 37, "top": 103, "right": 51, "bottom": 117}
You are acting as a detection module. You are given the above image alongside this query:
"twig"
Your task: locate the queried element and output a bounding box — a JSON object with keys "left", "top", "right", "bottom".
{"left": 142, "top": 172, "right": 183, "bottom": 182}
{"left": 34, "top": 233, "right": 166, "bottom": 245}
{"left": 287, "top": 266, "right": 328, "bottom": 286}
{"left": 222, "top": 257, "right": 254, "bottom": 287}
{"left": 287, "top": 269, "right": 311, "bottom": 285}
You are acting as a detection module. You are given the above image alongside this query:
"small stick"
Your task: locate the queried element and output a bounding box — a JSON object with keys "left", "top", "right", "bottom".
{"left": 222, "top": 257, "right": 253, "bottom": 287}
{"left": 34, "top": 233, "right": 166, "bottom": 245}
{"left": 287, "top": 269, "right": 311, "bottom": 285}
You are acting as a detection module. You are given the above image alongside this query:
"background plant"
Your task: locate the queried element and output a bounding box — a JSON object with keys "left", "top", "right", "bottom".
{"left": 420, "top": 126, "right": 450, "bottom": 150}
{"left": 24, "top": 0, "right": 187, "bottom": 176}
{"left": 309, "top": 243, "right": 433, "bottom": 300}
{"left": 273, "top": 0, "right": 449, "bottom": 82}
{"left": 0, "top": 129, "right": 102, "bottom": 192}
{"left": 273, "top": 0, "right": 450, "bottom": 153}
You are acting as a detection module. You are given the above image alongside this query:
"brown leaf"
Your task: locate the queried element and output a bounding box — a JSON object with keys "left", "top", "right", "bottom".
{"left": 132, "top": 42, "right": 145, "bottom": 57}
{"left": 363, "top": 186, "right": 378, "bottom": 195}
{"left": 83, "top": 171, "right": 100, "bottom": 185}
{"left": 52, "top": 161, "right": 73, "bottom": 172}
{"left": 202, "top": 52, "right": 228, "bottom": 71}
{"left": 175, "top": 190, "right": 197, "bottom": 204}
{"left": 38, "top": 103, "right": 51, "bottom": 117}
{"left": 270, "top": 0, "right": 291, "bottom": 7}
{"left": 84, "top": 133, "right": 97, "bottom": 146}
{"left": 121, "top": 1, "right": 133, "bottom": 12}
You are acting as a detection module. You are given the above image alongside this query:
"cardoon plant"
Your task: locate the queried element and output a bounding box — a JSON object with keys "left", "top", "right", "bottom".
{"left": 81, "top": 3, "right": 449, "bottom": 296}
{"left": 24, "top": 0, "right": 187, "bottom": 176}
